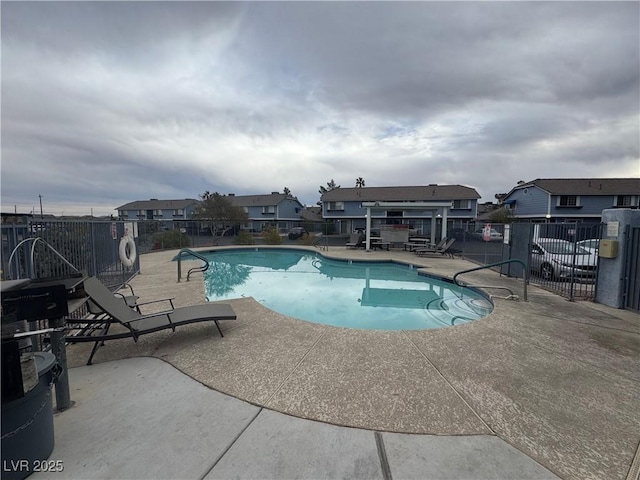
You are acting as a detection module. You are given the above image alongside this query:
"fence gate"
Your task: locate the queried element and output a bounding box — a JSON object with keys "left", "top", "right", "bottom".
{"left": 624, "top": 226, "right": 640, "bottom": 312}
{"left": 524, "top": 222, "right": 604, "bottom": 301}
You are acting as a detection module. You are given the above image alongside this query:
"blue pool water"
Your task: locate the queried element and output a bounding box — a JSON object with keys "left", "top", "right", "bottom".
{"left": 201, "top": 249, "right": 493, "bottom": 330}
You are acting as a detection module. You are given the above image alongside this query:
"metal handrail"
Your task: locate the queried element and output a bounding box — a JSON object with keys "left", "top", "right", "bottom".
{"left": 8, "top": 237, "right": 81, "bottom": 279}
{"left": 453, "top": 259, "right": 528, "bottom": 301}
{"left": 176, "top": 248, "right": 210, "bottom": 282}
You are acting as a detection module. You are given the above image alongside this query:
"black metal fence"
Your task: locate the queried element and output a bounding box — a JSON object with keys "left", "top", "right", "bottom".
{"left": 1, "top": 219, "right": 140, "bottom": 288}
{"left": 624, "top": 226, "right": 640, "bottom": 312}
{"left": 448, "top": 221, "right": 604, "bottom": 301}
{"left": 2, "top": 218, "right": 605, "bottom": 301}
{"left": 134, "top": 220, "right": 341, "bottom": 253}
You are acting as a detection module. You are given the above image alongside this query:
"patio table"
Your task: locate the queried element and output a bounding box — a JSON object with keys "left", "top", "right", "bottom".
{"left": 370, "top": 238, "right": 390, "bottom": 251}
{"left": 404, "top": 238, "right": 432, "bottom": 251}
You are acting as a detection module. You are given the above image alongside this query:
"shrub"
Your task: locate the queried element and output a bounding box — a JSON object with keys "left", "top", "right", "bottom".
{"left": 298, "top": 234, "right": 317, "bottom": 246}
{"left": 153, "top": 230, "right": 189, "bottom": 249}
{"left": 262, "top": 227, "right": 282, "bottom": 245}
{"left": 235, "top": 231, "right": 255, "bottom": 245}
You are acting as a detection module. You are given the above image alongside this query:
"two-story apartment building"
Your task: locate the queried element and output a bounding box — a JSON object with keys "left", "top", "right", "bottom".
{"left": 116, "top": 199, "right": 200, "bottom": 226}
{"left": 320, "top": 185, "right": 481, "bottom": 240}
{"left": 501, "top": 178, "right": 640, "bottom": 223}
{"left": 117, "top": 194, "right": 305, "bottom": 233}
{"left": 228, "top": 192, "right": 304, "bottom": 233}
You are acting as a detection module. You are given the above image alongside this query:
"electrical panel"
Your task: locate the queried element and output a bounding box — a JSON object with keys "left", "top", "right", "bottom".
{"left": 598, "top": 239, "right": 618, "bottom": 258}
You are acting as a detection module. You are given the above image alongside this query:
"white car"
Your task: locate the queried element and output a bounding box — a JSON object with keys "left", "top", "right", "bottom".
{"left": 530, "top": 238, "right": 597, "bottom": 280}
{"left": 576, "top": 239, "right": 599, "bottom": 255}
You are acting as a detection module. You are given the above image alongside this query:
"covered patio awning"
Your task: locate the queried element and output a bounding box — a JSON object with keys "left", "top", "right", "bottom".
{"left": 360, "top": 201, "right": 452, "bottom": 251}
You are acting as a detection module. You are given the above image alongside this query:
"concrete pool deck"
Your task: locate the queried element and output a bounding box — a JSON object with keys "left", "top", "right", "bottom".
{"left": 57, "top": 246, "right": 639, "bottom": 480}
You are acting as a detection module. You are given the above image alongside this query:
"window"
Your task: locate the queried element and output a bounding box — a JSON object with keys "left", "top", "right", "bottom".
{"left": 387, "top": 210, "right": 403, "bottom": 217}
{"left": 173, "top": 209, "right": 184, "bottom": 216}
{"left": 153, "top": 209, "right": 163, "bottom": 216}
{"left": 262, "top": 205, "right": 275, "bottom": 214}
{"left": 452, "top": 200, "right": 470, "bottom": 209}
{"left": 327, "top": 202, "right": 344, "bottom": 211}
{"left": 615, "top": 195, "right": 638, "bottom": 207}
{"left": 138, "top": 210, "right": 145, "bottom": 215}
{"left": 557, "top": 196, "right": 579, "bottom": 207}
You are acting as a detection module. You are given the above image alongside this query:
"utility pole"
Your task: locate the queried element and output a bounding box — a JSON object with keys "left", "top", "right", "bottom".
{"left": 38, "top": 194, "right": 44, "bottom": 219}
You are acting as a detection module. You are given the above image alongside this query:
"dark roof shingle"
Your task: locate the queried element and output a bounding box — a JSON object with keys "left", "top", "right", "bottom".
{"left": 519, "top": 178, "right": 640, "bottom": 195}
{"left": 116, "top": 199, "right": 199, "bottom": 210}
{"left": 229, "top": 193, "right": 302, "bottom": 207}
{"left": 321, "top": 185, "right": 480, "bottom": 202}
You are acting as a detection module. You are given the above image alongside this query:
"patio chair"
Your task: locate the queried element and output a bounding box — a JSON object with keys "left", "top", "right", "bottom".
{"left": 411, "top": 237, "right": 447, "bottom": 254}
{"left": 346, "top": 232, "right": 366, "bottom": 249}
{"left": 414, "top": 238, "right": 457, "bottom": 257}
{"left": 85, "top": 280, "right": 174, "bottom": 318}
{"left": 65, "top": 277, "right": 236, "bottom": 365}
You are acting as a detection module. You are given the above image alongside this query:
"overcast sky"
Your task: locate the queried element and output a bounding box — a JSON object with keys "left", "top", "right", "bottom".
{"left": 2, "top": 1, "right": 639, "bottom": 217}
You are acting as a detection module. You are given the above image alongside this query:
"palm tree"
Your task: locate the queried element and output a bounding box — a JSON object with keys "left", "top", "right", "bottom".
{"left": 355, "top": 177, "right": 365, "bottom": 188}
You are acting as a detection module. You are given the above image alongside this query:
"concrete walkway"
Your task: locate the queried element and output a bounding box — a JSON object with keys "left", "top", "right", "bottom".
{"left": 35, "top": 356, "right": 557, "bottom": 480}
{"left": 57, "top": 246, "right": 640, "bottom": 480}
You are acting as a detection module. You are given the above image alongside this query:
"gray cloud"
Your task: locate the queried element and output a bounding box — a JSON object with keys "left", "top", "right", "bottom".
{"left": 1, "top": 1, "right": 638, "bottom": 216}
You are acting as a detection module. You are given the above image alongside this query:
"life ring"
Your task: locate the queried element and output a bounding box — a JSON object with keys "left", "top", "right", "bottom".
{"left": 119, "top": 236, "right": 137, "bottom": 267}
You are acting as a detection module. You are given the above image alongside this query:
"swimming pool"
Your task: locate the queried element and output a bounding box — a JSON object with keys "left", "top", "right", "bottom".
{"left": 201, "top": 249, "right": 493, "bottom": 330}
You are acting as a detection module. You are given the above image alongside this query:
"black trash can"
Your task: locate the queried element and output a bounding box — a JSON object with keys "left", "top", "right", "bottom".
{"left": 1, "top": 352, "right": 56, "bottom": 480}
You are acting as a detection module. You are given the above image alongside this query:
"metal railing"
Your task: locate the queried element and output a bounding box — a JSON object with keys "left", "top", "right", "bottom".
{"left": 7, "top": 237, "right": 81, "bottom": 279}
{"left": 453, "top": 259, "right": 528, "bottom": 301}
{"left": 1, "top": 220, "right": 140, "bottom": 285}
{"left": 447, "top": 221, "right": 603, "bottom": 301}
{"left": 175, "top": 248, "right": 210, "bottom": 282}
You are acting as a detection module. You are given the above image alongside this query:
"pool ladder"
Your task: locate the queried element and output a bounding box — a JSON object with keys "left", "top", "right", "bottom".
{"left": 176, "top": 248, "right": 210, "bottom": 282}
{"left": 453, "top": 260, "right": 528, "bottom": 301}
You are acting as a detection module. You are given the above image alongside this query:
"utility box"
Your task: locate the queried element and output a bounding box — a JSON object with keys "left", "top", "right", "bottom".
{"left": 598, "top": 239, "right": 618, "bottom": 258}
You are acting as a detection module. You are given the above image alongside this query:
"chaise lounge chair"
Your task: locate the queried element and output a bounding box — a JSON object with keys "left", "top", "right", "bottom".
{"left": 346, "top": 232, "right": 367, "bottom": 249}
{"left": 346, "top": 233, "right": 361, "bottom": 249}
{"left": 65, "top": 277, "right": 236, "bottom": 365}
{"left": 411, "top": 237, "right": 447, "bottom": 254}
{"left": 414, "top": 238, "right": 457, "bottom": 258}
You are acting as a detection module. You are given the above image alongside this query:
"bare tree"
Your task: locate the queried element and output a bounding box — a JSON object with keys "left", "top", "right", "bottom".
{"left": 488, "top": 207, "right": 516, "bottom": 224}
{"left": 193, "top": 191, "right": 249, "bottom": 244}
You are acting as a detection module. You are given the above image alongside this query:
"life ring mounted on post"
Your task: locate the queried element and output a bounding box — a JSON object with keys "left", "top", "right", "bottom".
{"left": 119, "top": 235, "right": 137, "bottom": 267}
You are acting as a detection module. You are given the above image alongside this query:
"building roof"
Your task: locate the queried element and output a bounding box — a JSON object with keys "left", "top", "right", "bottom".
{"left": 320, "top": 185, "right": 480, "bottom": 202}
{"left": 509, "top": 178, "right": 640, "bottom": 196}
{"left": 116, "top": 199, "right": 199, "bottom": 210}
{"left": 302, "top": 206, "right": 323, "bottom": 222}
{"left": 228, "top": 193, "right": 303, "bottom": 207}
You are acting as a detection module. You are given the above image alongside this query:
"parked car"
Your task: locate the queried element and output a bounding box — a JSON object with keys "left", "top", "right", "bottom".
{"left": 530, "top": 238, "right": 597, "bottom": 280}
{"left": 288, "top": 227, "right": 309, "bottom": 240}
{"left": 471, "top": 228, "right": 504, "bottom": 242}
{"left": 576, "top": 238, "right": 600, "bottom": 255}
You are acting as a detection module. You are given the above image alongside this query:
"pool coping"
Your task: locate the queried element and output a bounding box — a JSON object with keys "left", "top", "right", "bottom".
{"left": 193, "top": 246, "right": 495, "bottom": 330}
{"left": 65, "top": 245, "right": 640, "bottom": 480}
